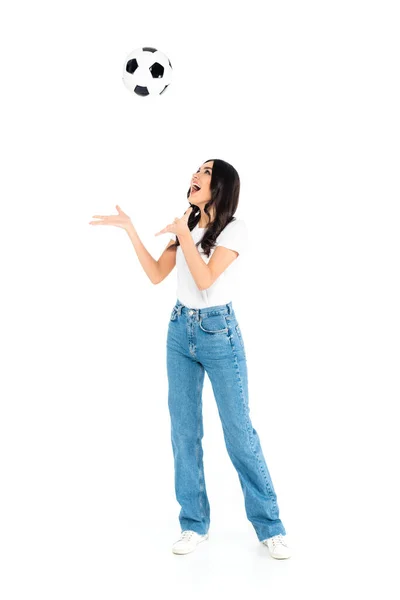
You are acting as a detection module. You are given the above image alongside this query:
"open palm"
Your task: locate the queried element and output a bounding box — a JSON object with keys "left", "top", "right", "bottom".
{"left": 89, "top": 205, "right": 132, "bottom": 230}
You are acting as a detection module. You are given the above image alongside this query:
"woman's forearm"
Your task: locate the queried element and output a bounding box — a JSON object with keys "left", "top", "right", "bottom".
{"left": 178, "top": 231, "right": 211, "bottom": 290}
{"left": 125, "top": 223, "right": 160, "bottom": 284}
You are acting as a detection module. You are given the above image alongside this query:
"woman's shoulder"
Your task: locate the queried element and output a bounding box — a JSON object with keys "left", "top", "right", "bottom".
{"left": 216, "top": 217, "right": 249, "bottom": 254}
{"left": 221, "top": 216, "right": 246, "bottom": 226}
{"left": 221, "top": 217, "right": 248, "bottom": 233}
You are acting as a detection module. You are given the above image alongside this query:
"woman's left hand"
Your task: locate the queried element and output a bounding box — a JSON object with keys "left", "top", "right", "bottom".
{"left": 154, "top": 206, "right": 194, "bottom": 237}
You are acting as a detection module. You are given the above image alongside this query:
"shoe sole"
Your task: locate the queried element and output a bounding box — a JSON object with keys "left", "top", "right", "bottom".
{"left": 172, "top": 533, "right": 209, "bottom": 555}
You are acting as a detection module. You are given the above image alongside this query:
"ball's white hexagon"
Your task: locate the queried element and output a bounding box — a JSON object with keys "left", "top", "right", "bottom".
{"left": 122, "top": 47, "right": 173, "bottom": 97}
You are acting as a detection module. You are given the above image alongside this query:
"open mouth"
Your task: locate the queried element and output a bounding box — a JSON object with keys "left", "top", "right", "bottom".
{"left": 191, "top": 184, "right": 201, "bottom": 195}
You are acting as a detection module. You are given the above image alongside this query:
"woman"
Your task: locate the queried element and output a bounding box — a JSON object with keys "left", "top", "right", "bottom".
{"left": 89, "top": 158, "right": 291, "bottom": 559}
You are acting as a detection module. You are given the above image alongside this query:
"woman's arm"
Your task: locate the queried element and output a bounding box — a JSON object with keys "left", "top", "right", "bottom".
{"left": 125, "top": 223, "right": 176, "bottom": 285}
{"left": 155, "top": 239, "right": 177, "bottom": 284}
{"left": 178, "top": 231, "right": 238, "bottom": 290}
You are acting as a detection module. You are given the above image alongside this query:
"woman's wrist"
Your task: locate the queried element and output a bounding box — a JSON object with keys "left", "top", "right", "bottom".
{"left": 125, "top": 221, "right": 136, "bottom": 236}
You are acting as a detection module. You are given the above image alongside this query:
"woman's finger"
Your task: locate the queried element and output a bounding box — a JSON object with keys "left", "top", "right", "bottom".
{"left": 92, "top": 214, "right": 118, "bottom": 220}
{"left": 90, "top": 217, "right": 122, "bottom": 224}
{"left": 93, "top": 216, "right": 117, "bottom": 222}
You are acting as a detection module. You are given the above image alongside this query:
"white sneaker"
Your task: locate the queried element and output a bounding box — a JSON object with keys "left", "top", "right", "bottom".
{"left": 262, "top": 534, "right": 291, "bottom": 559}
{"left": 172, "top": 530, "right": 209, "bottom": 555}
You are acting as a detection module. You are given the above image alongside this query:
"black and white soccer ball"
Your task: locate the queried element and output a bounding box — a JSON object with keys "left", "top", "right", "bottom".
{"left": 122, "top": 47, "right": 173, "bottom": 97}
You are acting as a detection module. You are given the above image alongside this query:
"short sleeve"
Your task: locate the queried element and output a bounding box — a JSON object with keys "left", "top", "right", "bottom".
{"left": 216, "top": 219, "right": 248, "bottom": 256}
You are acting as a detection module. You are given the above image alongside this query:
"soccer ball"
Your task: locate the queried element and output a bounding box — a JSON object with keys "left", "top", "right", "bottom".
{"left": 122, "top": 47, "right": 173, "bottom": 97}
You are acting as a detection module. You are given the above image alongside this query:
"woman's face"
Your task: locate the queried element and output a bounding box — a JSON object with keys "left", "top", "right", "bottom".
{"left": 189, "top": 161, "right": 214, "bottom": 206}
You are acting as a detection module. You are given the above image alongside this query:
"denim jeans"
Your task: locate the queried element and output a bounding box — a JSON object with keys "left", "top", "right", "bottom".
{"left": 166, "top": 298, "right": 286, "bottom": 542}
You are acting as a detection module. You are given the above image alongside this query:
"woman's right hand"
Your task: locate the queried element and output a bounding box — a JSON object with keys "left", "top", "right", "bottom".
{"left": 89, "top": 205, "right": 133, "bottom": 231}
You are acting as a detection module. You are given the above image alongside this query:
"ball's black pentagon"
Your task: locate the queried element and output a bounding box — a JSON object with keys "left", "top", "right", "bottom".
{"left": 149, "top": 62, "right": 164, "bottom": 78}
{"left": 160, "top": 84, "right": 169, "bottom": 95}
{"left": 134, "top": 85, "right": 149, "bottom": 97}
{"left": 142, "top": 46, "right": 157, "bottom": 53}
{"left": 126, "top": 58, "right": 139, "bottom": 75}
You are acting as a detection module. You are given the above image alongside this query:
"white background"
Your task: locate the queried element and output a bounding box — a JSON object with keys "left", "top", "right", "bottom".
{"left": 1, "top": 1, "right": 399, "bottom": 598}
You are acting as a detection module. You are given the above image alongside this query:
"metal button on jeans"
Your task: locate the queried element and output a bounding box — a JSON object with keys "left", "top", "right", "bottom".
{"left": 188, "top": 310, "right": 193, "bottom": 315}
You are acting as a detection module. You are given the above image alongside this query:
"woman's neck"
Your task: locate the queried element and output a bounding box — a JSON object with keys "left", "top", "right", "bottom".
{"left": 198, "top": 212, "right": 214, "bottom": 228}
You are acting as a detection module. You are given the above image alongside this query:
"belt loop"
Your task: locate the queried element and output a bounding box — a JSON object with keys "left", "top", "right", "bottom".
{"left": 227, "top": 302, "right": 231, "bottom": 315}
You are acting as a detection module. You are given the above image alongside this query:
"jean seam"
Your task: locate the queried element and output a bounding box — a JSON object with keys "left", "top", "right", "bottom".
{"left": 229, "top": 331, "right": 277, "bottom": 511}
{"left": 196, "top": 368, "right": 206, "bottom": 521}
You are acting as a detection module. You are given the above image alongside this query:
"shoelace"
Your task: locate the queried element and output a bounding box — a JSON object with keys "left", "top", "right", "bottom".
{"left": 269, "top": 534, "right": 287, "bottom": 547}
{"left": 180, "top": 530, "right": 194, "bottom": 540}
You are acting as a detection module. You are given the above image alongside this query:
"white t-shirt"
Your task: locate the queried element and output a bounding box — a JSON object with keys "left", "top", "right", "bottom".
{"left": 170, "top": 218, "right": 249, "bottom": 309}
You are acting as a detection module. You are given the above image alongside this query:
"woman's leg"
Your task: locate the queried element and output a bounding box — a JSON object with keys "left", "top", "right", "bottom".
{"left": 166, "top": 303, "right": 210, "bottom": 535}
{"left": 197, "top": 306, "right": 286, "bottom": 542}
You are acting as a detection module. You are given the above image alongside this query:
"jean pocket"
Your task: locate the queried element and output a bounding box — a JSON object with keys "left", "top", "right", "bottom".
{"left": 199, "top": 314, "right": 229, "bottom": 334}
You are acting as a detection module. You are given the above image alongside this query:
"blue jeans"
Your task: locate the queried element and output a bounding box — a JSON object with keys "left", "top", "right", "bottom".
{"left": 166, "top": 299, "right": 286, "bottom": 542}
